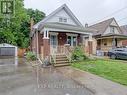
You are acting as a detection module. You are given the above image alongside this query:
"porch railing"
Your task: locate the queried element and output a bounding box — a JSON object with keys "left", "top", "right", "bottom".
{"left": 50, "top": 45, "right": 74, "bottom": 64}
{"left": 64, "top": 46, "right": 73, "bottom": 62}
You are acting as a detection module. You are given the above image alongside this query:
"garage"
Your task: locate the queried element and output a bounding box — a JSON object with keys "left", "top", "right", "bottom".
{"left": 0, "top": 47, "right": 15, "bottom": 56}
{"left": 0, "top": 43, "right": 18, "bottom": 65}
{"left": 0, "top": 43, "right": 17, "bottom": 56}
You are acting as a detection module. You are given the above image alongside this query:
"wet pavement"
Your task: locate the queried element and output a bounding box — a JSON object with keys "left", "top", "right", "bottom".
{"left": 0, "top": 58, "right": 94, "bottom": 95}
{"left": 57, "top": 67, "right": 127, "bottom": 95}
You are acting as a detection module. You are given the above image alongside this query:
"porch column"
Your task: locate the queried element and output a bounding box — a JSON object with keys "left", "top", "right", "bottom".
{"left": 88, "top": 34, "right": 93, "bottom": 55}
{"left": 112, "top": 37, "right": 116, "bottom": 49}
{"left": 43, "top": 30, "right": 50, "bottom": 59}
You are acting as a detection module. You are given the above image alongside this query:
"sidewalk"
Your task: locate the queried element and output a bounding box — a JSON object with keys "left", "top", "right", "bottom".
{"left": 56, "top": 66, "right": 127, "bottom": 95}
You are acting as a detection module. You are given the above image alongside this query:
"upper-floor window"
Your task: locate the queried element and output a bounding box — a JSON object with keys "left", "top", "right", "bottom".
{"left": 59, "top": 17, "right": 67, "bottom": 23}
{"left": 110, "top": 26, "right": 115, "bottom": 33}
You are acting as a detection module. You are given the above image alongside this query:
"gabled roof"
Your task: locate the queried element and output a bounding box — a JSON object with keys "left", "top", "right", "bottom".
{"left": 88, "top": 18, "right": 114, "bottom": 35}
{"left": 120, "top": 25, "right": 127, "bottom": 35}
{"left": 33, "top": 4, "right": 83, "bottom": 29}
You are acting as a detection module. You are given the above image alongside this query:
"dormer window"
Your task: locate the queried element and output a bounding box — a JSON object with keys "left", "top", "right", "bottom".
{"left": 59, "top": 17, "right": 67, "bottom": 23}
{"left": 110, "top": 26, "right": 115, "bottom": 33}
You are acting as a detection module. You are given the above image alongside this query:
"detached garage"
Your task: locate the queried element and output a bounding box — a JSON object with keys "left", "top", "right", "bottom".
{"left": 0, "top": 43, "right": 18, "bottom": 65}
{"left": 0, "top": 43, "right": 17, "bottom": 57}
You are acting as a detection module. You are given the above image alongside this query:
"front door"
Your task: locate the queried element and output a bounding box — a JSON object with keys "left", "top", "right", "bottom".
{"left": 50, "top": 35, "right": 58, "bottom": 54}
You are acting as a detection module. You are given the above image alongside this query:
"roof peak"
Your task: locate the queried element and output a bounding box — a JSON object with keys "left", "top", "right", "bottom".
{"left": 90, "top": 17, "right": 114, "bottom": 27}
{"left": 33, "top": 4, "right": 83, "bottom": 29}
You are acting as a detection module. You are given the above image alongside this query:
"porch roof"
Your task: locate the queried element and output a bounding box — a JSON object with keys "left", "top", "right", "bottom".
{"left": 40, "top": 22, "right": 97, "bottom": 34}
{"left": 94, "top": 33, "right": 127, "bottom": 39}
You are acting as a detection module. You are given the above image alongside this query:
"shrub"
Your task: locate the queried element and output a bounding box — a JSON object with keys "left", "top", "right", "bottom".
{"left": 26, "top": 51, "right": 36, "bottom": 61}
{"left": 71, "top": 46, "right": 87, "bottom": 61}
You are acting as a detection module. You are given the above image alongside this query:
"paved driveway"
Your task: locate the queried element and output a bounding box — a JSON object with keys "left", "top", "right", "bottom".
{"left": 0, "top": 59, "right": 94, "bottom": 95}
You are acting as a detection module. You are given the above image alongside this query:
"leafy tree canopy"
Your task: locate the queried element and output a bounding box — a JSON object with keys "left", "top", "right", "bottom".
{"left": 0, "top": 0, "right": 45, "bottom": 48}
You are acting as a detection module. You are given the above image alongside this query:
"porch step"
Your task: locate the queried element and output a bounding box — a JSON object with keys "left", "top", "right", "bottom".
{"left": 53, "top": 54, "right": 70, "bottom": 67}
{"left": 56, "top": 55, "right": 66, "bottom": 58}
{"left": 56, "top": 58, "right": 68, "bottom": 61}
{"left": 54, "top": 63, "right": 70, "bottom": 67}
{"left": 56, "top": 61, "right": 69, "bottom": 64}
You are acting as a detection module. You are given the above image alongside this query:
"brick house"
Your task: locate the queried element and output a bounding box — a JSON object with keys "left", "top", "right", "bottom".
{"left": 30, "top": 4, "right": 93, "bottom": 65}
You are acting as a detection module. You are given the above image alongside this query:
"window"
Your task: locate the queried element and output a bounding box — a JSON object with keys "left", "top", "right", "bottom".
{"left": 63, "top": 18, "right": 67, "bottom": 22}
{"left": 67, "top": 36, "right": 71, "bottom": 45}
{"left": 73, "top": 36, "right": 77, "bottom": 46}
{"left": 110, "top": 27, "right": 115, "bottom": 33}
{"left": 67, "top": 36, "right": 77, "bottom": 46}
{"left": 115, "top": 49, "right": 124, "bottom": 52}
{"left": 59, "top": 17, "right": 67, "bottom": 23}
{"left": 50, "top": 35, "right": 57, "bottom": 48}
{"left": 59, "top": 17, "right": 62, "bottom": 22}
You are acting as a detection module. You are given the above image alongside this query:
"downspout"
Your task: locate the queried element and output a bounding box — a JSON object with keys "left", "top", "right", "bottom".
{"left": 36, "top": 29, "right": 43, "bottom": 65}
{"left": 36, "top": 30, "right": 39, "bottom": 58}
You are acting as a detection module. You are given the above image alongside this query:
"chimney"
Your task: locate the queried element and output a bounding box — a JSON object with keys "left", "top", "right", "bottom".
{"left": 30, "top": 17, "right": 34, "bottom": 32}
{"left": 85, "top": 23, "right": 88, "bottom": 28}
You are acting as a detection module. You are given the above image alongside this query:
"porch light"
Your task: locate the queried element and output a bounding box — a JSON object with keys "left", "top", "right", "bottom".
{"left": 60, "top": 37, "right": 62, "bottom": 39}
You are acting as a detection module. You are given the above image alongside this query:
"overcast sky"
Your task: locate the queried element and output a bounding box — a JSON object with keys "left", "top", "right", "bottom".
{"left": 24, "top": 0, "right": 127, "bottom": 26}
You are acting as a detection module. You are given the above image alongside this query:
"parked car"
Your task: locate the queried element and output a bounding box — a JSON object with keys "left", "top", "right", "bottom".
{"left": 108, "top": 47, "right": 127, "bottom": 60}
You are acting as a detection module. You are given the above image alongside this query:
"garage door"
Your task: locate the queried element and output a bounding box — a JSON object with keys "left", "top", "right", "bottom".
{"left": 0, "top": 47, "right": 15, "bottom": 56}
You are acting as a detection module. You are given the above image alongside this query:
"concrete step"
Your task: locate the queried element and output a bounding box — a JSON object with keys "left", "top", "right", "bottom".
{"left": 56, "top": 61, "right": 69, "bottom": 64}
{"left": 56, "top": 58, "right": 68, "bottom": 61}
{"left": 54, "top": 63, "right": 70, "bottom": 67}
{"left": 56, "top": 55, "right": 66, "bottom": 57}
{"left": 56, "top": 56, "right": 66, "bottom": 58}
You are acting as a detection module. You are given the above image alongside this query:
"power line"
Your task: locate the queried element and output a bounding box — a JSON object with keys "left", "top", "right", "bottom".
{"left": 117, "top": 17, "right": 127, "bottom": 22}
{"left": 89, "top": 6, "right": 127, "bottom": 25}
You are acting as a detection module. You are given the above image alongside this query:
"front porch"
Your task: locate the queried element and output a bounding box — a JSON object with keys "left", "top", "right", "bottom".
{"left": 96, "top": 34, "right": 127, "bottom": 56}
{"left": 49, "top": 32, "right": 81, "bottom": 54}
{"left": 39, "top": 30, "right": 92, "bottom": 66}
{"left": 38, "top": 25, "right": 93, "bottom": 60}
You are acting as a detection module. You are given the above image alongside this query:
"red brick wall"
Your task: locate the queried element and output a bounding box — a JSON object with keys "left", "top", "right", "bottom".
{"left": 58, "top": 32, "right": 67, "bottom": 45}
{"left": 31, "top": 32, "right": 43, "bottom": 54}
{"left": 38, "top": 33, "right": 43, "bottom": 54}
{"left": 43, "top": 39, "right": 50, "bottom": 58}
{"left": 77, "top": 34, "right": 81, "bottom": 45}
{"left": 122, "top": 40, "right": 127, "bottom": 46}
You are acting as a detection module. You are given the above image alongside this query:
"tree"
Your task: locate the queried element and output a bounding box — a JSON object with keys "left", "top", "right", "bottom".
{"left": 0, "top": 0, "right": 28, "bottom": 46}
{"left": 20, "top": 8, "right": 45, "bottom": 48}
{"left": 26, "top": 8, "right": 45, "bottom": 24}
{"left": 0, "top": 0, "right": 45, "bottom": 48}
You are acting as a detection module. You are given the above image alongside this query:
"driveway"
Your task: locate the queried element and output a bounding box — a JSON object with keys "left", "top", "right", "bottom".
{"left": 56, "top": 66, "right": 127, "bottom": 95}
{"left": 0, "top": 59, "right": 94, "bottom": 95}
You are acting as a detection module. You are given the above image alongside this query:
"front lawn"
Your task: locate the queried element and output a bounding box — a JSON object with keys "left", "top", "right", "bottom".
{"left": 71, "top": 59, "right": 127, "bottom": 86}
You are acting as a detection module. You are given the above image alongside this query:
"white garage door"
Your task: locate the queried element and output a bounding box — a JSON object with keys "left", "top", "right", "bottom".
{"left": 0, "top": 47, "right": 15, "bottom": 56}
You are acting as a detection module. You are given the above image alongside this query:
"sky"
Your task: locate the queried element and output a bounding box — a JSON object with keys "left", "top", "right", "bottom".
{"left": 24, "top": 0, "right": 127, "bottom": 26}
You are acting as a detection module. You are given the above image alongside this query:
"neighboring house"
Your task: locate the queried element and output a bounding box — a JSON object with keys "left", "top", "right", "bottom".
{"left": 120, "top": 25, "right": 127, "bottom": 46}
{"left": 30, "top": 4, "right": 93, "bottom": 62}
{"left": 88, "top": 18, "right": 127, "bottom": 55}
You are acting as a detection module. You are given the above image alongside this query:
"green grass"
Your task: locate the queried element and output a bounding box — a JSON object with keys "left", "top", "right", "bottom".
{"left": 71, "top": 59, "right": 127, "bottom": 86}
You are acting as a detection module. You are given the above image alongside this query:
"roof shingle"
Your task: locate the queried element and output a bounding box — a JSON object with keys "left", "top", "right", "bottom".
{"left": 88, "top": 18, "right": 114, "bottom": 35}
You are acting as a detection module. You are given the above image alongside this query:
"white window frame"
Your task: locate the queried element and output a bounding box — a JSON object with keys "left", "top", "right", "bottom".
{"left": 59, "top": 17, "right": 67, "bottom": 23}
{"left": 66, "top": 33, "right": 78, "bottom": 46}
{"left": 50, "top": 33, "right": 58, "bottom": 47}
{"left": 110, "top": 26, "right": 115, "bottom": 33}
